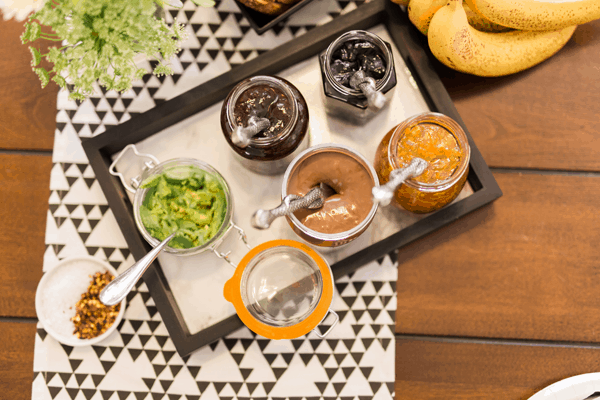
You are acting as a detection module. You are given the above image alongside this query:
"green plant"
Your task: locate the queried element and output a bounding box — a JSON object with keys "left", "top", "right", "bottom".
{"left": 21, "top": 0, "right": 211, "bottom": 100}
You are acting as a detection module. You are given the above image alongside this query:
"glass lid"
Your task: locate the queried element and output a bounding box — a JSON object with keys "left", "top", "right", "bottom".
{"left": 241, "top": 246, "right": 323, "bottom": 327}
{"left": 224, "top": 240, "right": 334, "bottom": 340}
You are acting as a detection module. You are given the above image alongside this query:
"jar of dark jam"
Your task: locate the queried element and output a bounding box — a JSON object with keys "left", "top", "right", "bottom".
{"left": 221, "top": 76, "right": 310, "bottom": 175}
{"left": 319, "top": 31, "right": 397, "bottom": 125}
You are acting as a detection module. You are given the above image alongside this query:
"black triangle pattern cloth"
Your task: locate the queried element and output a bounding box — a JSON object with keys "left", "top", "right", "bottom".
{"left": 33, "top": 0, "right": 397, "bottom": 399}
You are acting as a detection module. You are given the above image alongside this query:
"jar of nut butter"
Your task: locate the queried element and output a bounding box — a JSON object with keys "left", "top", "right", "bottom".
{"left": 221, "top": 75, "right": 309, "bottom": 175}
{"left": 282, "top": 143, "right": 379, "bottom": 248}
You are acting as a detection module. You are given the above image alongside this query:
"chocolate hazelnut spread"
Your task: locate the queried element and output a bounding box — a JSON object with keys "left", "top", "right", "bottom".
{"left": 233, "top": 84, "right": 292, "bottom": 139}
{"left": 287, "top": 150, "right": 374, "bottom": 234}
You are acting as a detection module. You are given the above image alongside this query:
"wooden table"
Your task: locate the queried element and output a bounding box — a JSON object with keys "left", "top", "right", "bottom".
{"left": 1, "top": 15, "right": 599, "bottom": 400}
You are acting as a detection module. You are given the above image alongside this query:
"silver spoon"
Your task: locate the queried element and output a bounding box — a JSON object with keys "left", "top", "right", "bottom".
{"left": 372, "top": 158, "right": 429, "bottom": 206}
{"left": 349, "top": 70, "right": 387, "bottom": 111}
{"left": 231, "top": 116, "right": 270, "bottom": 148}
{"left": 231, "top": 95, "right": 279, "bottom": 148}
{"left": 251, "top": 183, "right": 337, "bottom": 229}
{"left": 99, "top": 231, "right": 178, "bottom": 307}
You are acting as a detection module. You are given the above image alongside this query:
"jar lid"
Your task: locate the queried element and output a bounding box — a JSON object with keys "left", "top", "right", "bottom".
{"left": 224, "top": 240, "right": 333, "bottom": 340}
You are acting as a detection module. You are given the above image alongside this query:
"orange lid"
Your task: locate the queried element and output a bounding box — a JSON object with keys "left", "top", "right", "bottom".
{"left": 224, "top": 240, "right": 333, "bottom": 340}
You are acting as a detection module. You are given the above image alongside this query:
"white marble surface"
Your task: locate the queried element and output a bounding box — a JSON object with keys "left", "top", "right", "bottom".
{"left": 113, "top": 24, "right": 473, "bottom": 335}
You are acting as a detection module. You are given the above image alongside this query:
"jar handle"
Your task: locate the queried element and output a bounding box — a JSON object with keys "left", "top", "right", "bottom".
{"left": 371, "top": 157, "right": 428, "bottom": 206}
{"left": 109, "top": 144, "right": 160, "bottom": 194}
{"left": 313, "top": 309, "right": 339, "bottom": 339}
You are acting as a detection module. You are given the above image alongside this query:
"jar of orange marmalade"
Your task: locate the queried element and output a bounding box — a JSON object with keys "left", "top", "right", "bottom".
{"left": 373, "top": 112, "right": 470, "bottom": 213}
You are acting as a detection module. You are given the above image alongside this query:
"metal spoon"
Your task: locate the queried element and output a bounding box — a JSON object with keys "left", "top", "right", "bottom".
{"left": 231, "top": 116, "right": 271, "bottom": 148}
{"left": 349, "top": 69, "right": 387, "bottom": 111}
{"left": 231, "top": 95, "right": 279, "bottom": 148}
{"left": 99, "top": 231, "right": 178, "bottom": 307}
{"left": 251, "top": 183, "right": 337, "bottom": 229}
{"left": 372, "top": 157, "right": 429, "bottom": 206}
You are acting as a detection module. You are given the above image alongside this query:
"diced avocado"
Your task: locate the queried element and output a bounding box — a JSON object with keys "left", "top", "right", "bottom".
{"left": 164, "top": 166, "right": 193, "bottom": 182}
{"left": 186, "top": 173, "right": 205, "bottom": 189}
{"left": 188, "top": 209, "right": 211, "bottom": 226}
{"left": 140, "top": 174, "right": 162, "bottom": 189}
{"left": 178, "top": 220, "right": 196, "bottom": 230}
{"left": 142, "top": 186, "right": 157, "bottom": 207}
{"left": 156, "top": 177, "right": 172, "bottom": 198}
{"left": 169, "top": 235, "right": 194, "bottom": 249}
{"left": 140, "top": 206, "right": 160, "bottom": 230}
{"left": 138, "top": 165, "right": 227, "bottom": 249}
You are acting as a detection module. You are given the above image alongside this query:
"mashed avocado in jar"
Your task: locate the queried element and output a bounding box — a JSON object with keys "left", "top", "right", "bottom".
{"left": 138, "top": 165, "right": 227, "bottom": 249}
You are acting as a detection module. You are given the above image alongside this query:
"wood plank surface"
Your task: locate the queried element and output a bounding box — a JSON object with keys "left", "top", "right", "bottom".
{"left": 396, "top": 337, "right": 600, "bottom": 399}
{"left": 396, "top": 172, "right": 600, "bottom": 343}
{"left": 0, "top": 18, "right": 57, "bottom": 150}
{"left": 1, "top": 7, "right": 600, "bottom": 400}
{"left": 0, "top": 321, "right": 36, "bottom": 400}
{"left": 0, "top": 154, "right": 52, "bottom": 318}
{"left": 439, "top": 20, "right": 600, "bottom": 172}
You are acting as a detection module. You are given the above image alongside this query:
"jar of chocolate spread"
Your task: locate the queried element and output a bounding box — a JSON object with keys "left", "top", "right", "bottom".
{"left": 282, "top": 143, "right": 380, "bottom": 248}
{"left": 319, "top": 31, "right": 397, "bottom": 125}
{"left": 221, "top": 76, "right": 310, "bottom": 175}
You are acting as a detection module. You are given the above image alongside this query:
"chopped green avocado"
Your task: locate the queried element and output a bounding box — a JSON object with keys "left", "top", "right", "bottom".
{"left": 138, "top": 165, "right": 227, "bottom": 249}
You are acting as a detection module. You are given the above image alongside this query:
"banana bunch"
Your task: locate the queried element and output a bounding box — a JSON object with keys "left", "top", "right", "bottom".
{"left": 395, "top": 0, "right": 599, "bottom": 76}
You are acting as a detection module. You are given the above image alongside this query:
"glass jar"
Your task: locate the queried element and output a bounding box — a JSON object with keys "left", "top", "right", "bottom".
{"left": 319, "top": 30, "right": 397, "bottom": 125}
{"left": 282, "top": 143, "right": 379, "bottom": 248}
{"left": 132, "top": 159, "right": 234, "bottom": 256}
{"left": 109, "top": 145, "right": 250, "bottom": 260}
{"left": 373, "top": 112, "right": 471, "bottom": 213}
{"left": 220, "top": 75, "right": 310, "bottom": 175}
{"left": 224, "top": 239, "right": 338, "bottom": 340}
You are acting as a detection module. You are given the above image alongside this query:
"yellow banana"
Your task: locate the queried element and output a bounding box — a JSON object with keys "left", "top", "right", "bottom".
{"left": 408, "top": 0, "right": 446, "bottom": 35}
{"left": 408, "top": 0, "right": 510, "bottom": 35}
{"left": 428, "top": 0, "right": 577, "bottom": 77}
{"left": 465, "top": 0, "right": 600, "bottom": 31}
{"left": 463, "top": 2, "right": 511, "bottom": 33}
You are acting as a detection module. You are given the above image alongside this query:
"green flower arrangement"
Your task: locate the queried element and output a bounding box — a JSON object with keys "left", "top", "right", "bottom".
{"left": 21, "top": 0, "right": 213, "bottom": 100}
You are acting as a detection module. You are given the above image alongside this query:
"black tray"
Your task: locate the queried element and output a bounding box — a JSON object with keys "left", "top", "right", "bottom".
{"left": 83, "top": 0, "right": 502, "bottom": 357}
{"left": 235, "top": 0, "right": 317, "bottom": 34}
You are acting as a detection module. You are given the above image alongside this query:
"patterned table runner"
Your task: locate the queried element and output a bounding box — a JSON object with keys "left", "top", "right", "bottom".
{"left": 32, "top": 1, "right": 398, "bottom": 398}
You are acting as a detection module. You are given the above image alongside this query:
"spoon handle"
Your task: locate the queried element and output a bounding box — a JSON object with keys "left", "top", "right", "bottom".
{"left": 372, "top": 157, "right": 429, "bottom": 206}
{"left": 232, "top": 116, "right": 270, "bottom": 148}
{"left": 251, "top": 187, "right": 325, "bottom": 230}
{"left": 99, "top": 232, "right": 177, "bottom": 306}
{"left": 350, "top": 70, "right": 387, "bottom": 111}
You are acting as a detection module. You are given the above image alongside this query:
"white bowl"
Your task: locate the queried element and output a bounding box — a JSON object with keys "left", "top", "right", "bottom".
{"left": 35, "top": 256, "right": 126, "bottom": 346}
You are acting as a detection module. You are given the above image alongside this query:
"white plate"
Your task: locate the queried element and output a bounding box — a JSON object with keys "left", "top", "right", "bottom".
{"left": 35, "top": 256, "right": 126, "bottom": 346}
{"left": 528, "top": 373, "right": 600, "bottom": 400}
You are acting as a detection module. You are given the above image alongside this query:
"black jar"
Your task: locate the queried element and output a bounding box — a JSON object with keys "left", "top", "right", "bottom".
{"left": 319, "top": 30, "right": 397, "bottom": 125}
{"left": 221, "top": 76, "right": 310, "bottom": 175}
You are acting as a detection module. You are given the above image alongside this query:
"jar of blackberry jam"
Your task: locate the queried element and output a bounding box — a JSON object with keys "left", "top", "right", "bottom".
{"left": 221, "top": 76, "right": 309, "bottom": 175}
{"left": 319, "top": 31, "right": 397, "bottom": 124}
